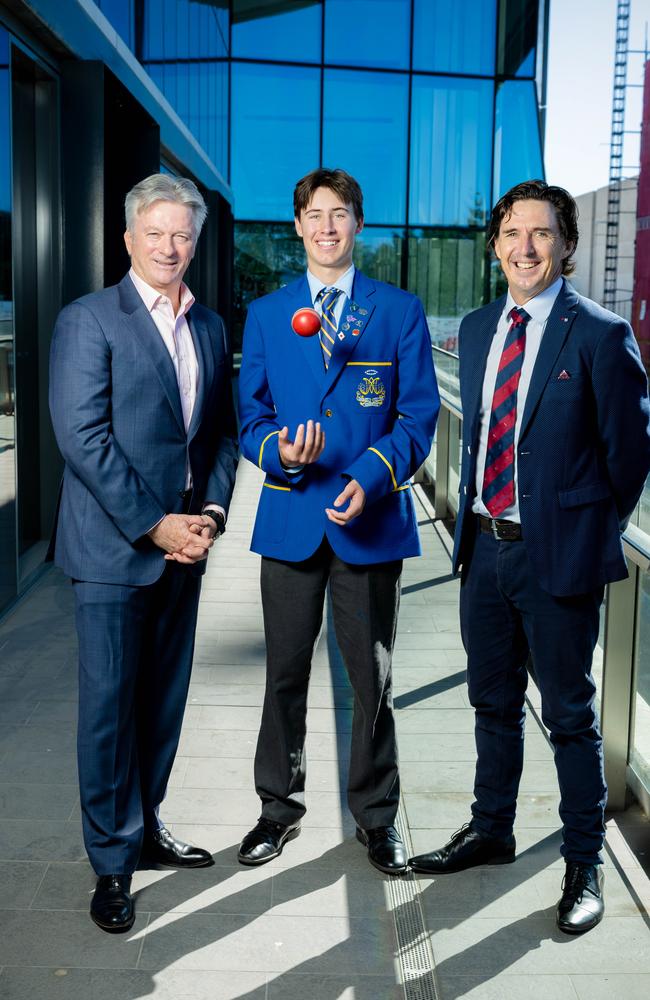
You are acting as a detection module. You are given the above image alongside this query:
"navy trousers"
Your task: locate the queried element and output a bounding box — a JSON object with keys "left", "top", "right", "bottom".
{"left": 256, "top": 540, "right": 403, "bottom": 830}
{"left": 73, "top": 564, "right": 201, "bottom": 875}
{"left": 460, "top": 526, "right": 607, "bottom": 865}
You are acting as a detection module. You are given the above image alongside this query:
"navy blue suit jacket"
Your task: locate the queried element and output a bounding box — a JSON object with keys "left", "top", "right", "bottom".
{"left": 453, "top": 280, "right": 650, "bottom": 597}
{"left": 49, "top": 274, "right": 238, "bottom": 585}
{"left": 238, "top": 271, "right": 439, "bottom": 564}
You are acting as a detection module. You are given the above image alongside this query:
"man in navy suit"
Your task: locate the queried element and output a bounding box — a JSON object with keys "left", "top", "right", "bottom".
{"left": 237, "top": 168, "right": 439, "bottom": 874}
{"left": 49, "top": 174, "right": 238, "bottom": 932}
{"left": 410, "top": 180, "right": 650, "bottom": 933}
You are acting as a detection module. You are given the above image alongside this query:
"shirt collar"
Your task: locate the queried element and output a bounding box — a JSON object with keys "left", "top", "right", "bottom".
{"left": 505, "top": 276, "right": 564, "bottom": 326}
{"left": 129, "top": 268, "right": 195, "bottom": 316}
{"left": 307, "top": 264, "right": 355, "bottom": 306}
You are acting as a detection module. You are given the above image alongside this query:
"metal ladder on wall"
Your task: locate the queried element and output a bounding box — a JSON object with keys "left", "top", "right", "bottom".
{"left": 604, "top": 0, "right": 631, "bottom": 311}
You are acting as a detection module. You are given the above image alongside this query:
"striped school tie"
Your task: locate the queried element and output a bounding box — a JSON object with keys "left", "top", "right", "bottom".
{"left": 481, "top": 306, "right": 530, "bottom": 517}
{"left": 317, "top": 286, "right": 342, "bottom": 369}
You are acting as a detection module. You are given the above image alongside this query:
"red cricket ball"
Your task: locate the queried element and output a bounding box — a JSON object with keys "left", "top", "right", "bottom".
{"left": 291, "top": 307, "right": 321, "bottom": 337}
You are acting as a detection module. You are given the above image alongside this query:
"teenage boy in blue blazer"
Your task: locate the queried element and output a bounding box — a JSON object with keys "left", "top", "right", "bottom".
{"left": 238, "top": 168, "right": 439, "bottom": 873}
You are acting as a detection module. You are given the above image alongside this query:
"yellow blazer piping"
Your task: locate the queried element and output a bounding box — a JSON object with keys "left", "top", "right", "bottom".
{"left": 258, "top": 429, "right": 280, "bottom": 469}
{"left": 367, "top": 446, "right": 398, "bottom": 490}
{"left": 263, "top": 482, "right": 291, "bottom": 492}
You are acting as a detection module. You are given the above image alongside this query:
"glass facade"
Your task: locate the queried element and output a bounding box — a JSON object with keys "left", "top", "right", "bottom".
{"left": 92, "top": 0, "right": 545, "bottom": 350}
{"left": 0, "top": 26, "right": 14, "bottom": 609}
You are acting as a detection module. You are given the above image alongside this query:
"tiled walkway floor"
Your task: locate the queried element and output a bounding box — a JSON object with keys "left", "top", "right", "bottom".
{"left": 0, "top": 458, "right": 648, "bottom": 999}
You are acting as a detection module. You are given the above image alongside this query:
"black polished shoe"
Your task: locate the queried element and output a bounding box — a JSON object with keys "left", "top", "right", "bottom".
{"left": 144, "top": 826, "right": 214, "bottom": 869}
{"left": 409, "top": 823, "right": 516, "bottom": 874}
{"left": 238, "top": 818, "right": 301, "bottom": 866}
{"left": 556, "top": 862, "right": 604, "bottom": 934}
{"left": 90, "top": 875, "right": 134, "bottom": 933}
{"left": 356, "top": 826, "right": 408, "bottom": 875}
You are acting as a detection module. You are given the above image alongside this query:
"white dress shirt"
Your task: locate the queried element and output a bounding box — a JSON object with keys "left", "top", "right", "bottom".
{"left": 472, "top": 276, "right": 563, "bottom": 522}
{"left": 307, "top": 264, "right": 355, "bottom": 327}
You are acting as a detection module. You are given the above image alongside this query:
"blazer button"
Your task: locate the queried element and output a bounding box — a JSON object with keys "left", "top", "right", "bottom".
{"left": 324, "top": 409, "right": 333, "bottom": 418}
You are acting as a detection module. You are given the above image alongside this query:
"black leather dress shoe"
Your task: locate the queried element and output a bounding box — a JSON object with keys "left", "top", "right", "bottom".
{"left": 409, "top": 823, "right": 516, "bottom": 874}
{"left": 144, "top": 826, "right": 214, "bottom": 868}
{"left": 238, "top": 818, "right": 301, "bottom": 866}
{"left": 90, "top": 875, "right": 134, "bottom": 933}
{"left": 356, "top": 826, "right": 408, "bottom": 875}
{"left": 556, "top": 862, "right": 604, "bottom": 934}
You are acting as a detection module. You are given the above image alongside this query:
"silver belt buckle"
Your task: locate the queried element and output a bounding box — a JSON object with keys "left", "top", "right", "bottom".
{"left": 491, "top": 519, "right": 502, "bottom": 539}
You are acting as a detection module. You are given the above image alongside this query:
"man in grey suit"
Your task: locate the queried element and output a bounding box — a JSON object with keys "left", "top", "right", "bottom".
{"left": 49, "top": 174, "right": 238, "bottom": 932}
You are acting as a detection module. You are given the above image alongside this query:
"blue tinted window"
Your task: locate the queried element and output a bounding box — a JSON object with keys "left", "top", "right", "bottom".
{"left": 232, "top": 63, "right": 320, "bottom": 220}
{"left": 410, "top": 76, "right": 494, "bottom": 227}
{"left": 353, "top": 228, "right": 404, "bottom": 287}
{"left": 0, "top": 31, "right": 9, "bottom": 216}
{"left": 497, "top": 0, "right": 538, "bottom": 78}
{"left": 96, "top": 0, "right": 134, "bottom": 49}
{"left": 232, "top": 1, "right": 321, "bottom": 62}
{"left": 143, "top": 0, "right": 228, "bottom": 60}
{"left": 413, "top": 0, "right": 496, "bottom": 75}
{"left": 325, "top": 0, "right": 410, "bottom": 70}
{"left": 492, "top": 81, "right": 543, "bottom": 202}
{"left": 146, "top": 59, "right": 229, "bottom": 180}
{"left": 323, "top": 70, "right": 408, "bottom": 225}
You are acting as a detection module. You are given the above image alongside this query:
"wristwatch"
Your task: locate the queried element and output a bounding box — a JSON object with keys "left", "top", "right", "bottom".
{"left": 202, "top": 509, "right": 226, "bottom": 536}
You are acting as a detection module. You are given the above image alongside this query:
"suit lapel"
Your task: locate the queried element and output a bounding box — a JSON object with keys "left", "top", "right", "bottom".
{"left": 519, "top": 281, "right": 578, "bottom": 440}
{"left": 186, "top": 307, "right": 215, "bottom": 442}
{"left": 118, "top": 276, "right": 186, "bottom": 436}
{"left": 321, "top": 272, "right": 376, "bottom": 403}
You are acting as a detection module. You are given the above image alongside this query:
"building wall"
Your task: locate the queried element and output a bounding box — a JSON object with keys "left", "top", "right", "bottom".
{"left": 573, "top": 178, "right": 638, "bottom": 323}
{"left": 0, "top": 0, "right": 234, "bottom": 618}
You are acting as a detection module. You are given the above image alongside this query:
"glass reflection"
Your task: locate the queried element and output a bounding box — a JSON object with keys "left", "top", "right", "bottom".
{"left": 353, "top": 228, "right": 403, "bottom": 287}
{"left": 325, "top": 0, "right": 410, "bottom": 70}
{"left": 0, "top": 26, "right": 16, "bottom": 611}
{"left": 413, "top": 0, "right": 496, "bottom": 75}
{"left": 233, "top": 222, "right": 305, "bottom": 352}
{"left": 231, "top": 63, "right": 319, "bottom": 220}
{"left": 232, "top": 0, "right": 321, "bottom": 63}
{"left": 410, "top": 76, "right": 493, "bottom": 227}
{"left": 323, "top": 69, "right": 408, "bottom": 225}
{"left": 142, "top": 0, "right": 229, "bottom": 60}
{"left": 493, "top": 80, "right": 543, "bottom": 203}
{"left": 408, "top": 229, "right": 487, "bottom": 350}
{"left": 497, "top": 0, "right": 539, "bottom": 78}
{"left": 630, "top": 567, "right": 650, "bottom": 793}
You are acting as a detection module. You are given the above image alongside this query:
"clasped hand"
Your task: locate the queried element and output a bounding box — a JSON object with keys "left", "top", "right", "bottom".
{"left": 148, "top": 513, "right": 220, "bottom": 564}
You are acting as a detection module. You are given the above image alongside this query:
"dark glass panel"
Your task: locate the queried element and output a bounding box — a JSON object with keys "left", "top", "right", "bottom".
{"left": 497, "top": 0, "right": 538, "bottom": 78}
{"left": 96, "top": 0, "right": 134, "bottom": 49}
{"left": 232, "top": 0, "right": 321, "bottom": 63}
{"left": 412, "top": 0, "right": 496, "bottom": 75}
{"left": 143, "top": 0, "right": 228, "bottom": 60}
{"left": 0, "top": 27, "right": 15, "bottom": 610}
{"left": 353, "top": 227, "right": 403, "bottom": 287}
{"left": 492, "top": 80, "right": 543, "bottom": 203}
{"left": 233, "top": 222, "right": 305, "bottom": 352}
{"left": 325, "top": 0, "right": 410, "bottom": 70}
{"left": 231, "top": 63, "right": 319, "bottom": 220}
{"left": 323, "top": 69, "right": 408, "bottom": 225}
{"left": 410, "top": 76, "right": 493, "bottom": 227}
{"left": 407, "top": 229, "right": 487, "bottom": 350}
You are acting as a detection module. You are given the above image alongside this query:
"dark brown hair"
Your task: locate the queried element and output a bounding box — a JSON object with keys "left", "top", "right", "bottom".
{"left": 293, "top": 168, "right": 364, "bottom": 221}
{"left": 488, "top": 179, "right": 579, "bottom": 276}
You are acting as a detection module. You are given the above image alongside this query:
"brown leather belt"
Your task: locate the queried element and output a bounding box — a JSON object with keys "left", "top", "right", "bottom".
{"left": 478, "top": 515, "right": 522, "bottom": 541}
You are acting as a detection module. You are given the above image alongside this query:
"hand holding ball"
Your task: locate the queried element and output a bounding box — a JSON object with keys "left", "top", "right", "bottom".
{"left": 291, "top": 307, "right": 321, "bottom": 337}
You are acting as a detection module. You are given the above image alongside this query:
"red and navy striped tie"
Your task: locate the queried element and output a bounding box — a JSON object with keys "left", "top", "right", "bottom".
{"left": 481, "top": 306, "right": 530, "bottom": 517}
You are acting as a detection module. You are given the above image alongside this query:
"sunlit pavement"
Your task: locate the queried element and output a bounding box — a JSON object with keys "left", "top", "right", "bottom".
{"left": 0, "top": 458, "right": 648, "bottom": 999}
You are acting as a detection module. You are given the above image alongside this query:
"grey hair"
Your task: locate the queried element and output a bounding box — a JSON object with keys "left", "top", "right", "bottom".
{"left": 124, "top": 173, "right": 208, "bottom": 236}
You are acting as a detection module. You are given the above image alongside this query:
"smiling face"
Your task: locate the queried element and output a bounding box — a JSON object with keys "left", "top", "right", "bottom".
{"left": 295, "top": 185, "right": 364, "bottom": 283}
{"left": 124, "top": 200, "right": 196, "bottom": 304}
{"left": 493, "top": 199, "right": 573, "bottom": 305}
